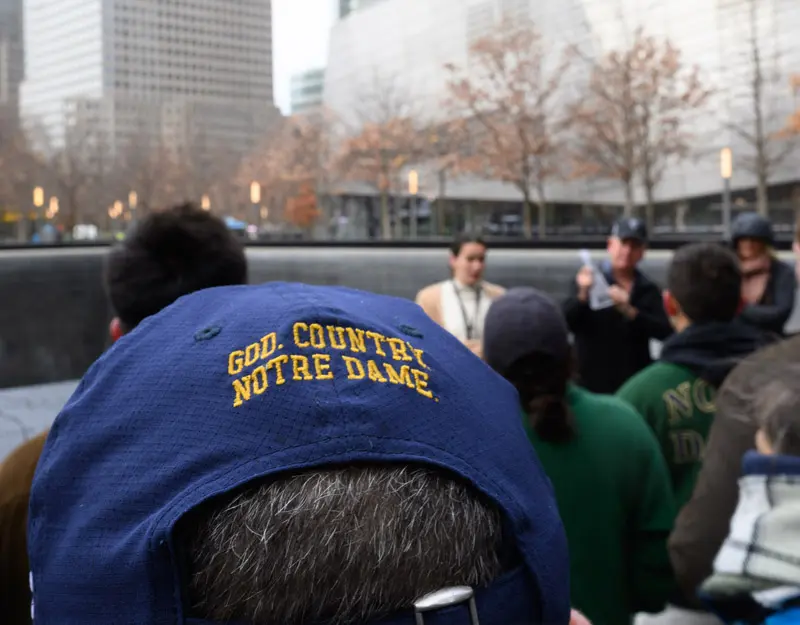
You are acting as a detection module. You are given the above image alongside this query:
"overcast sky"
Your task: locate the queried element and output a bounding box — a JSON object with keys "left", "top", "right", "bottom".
{"left": 273, "top": 0, "right": 337, "bottom": 114}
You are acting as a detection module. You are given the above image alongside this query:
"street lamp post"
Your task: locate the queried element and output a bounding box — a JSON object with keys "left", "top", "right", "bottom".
{"left": 31, "top": 186, "right": 44, "bottom": 240}
{"left": 128, "top": 191, "right": 138, "bottom": 222}
{"left": 47, "top": 196, "right": 59, "bottom": 220}
{"left": 408, "top": 170, "right": 419, "bottom": 239}
{"left": 109, "top": 200, "right": 123, "bottom": 236}
{"left": 720, "top": 147, "right": 733, "bottom": 240}
{"left": 250, "top": 181, "right": 261, "bottom": 225}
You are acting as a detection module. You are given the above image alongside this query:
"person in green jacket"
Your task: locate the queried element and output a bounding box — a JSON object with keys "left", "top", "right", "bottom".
{"left": 617, "top": 242, "right": 773, "bottom": 512}
{"left": 484, "top": 287, "right": 676, "bottom": 625}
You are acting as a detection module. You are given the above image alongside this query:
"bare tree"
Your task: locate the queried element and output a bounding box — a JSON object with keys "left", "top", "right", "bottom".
{"left": 240, "top": 112, "right": 339, "bottom": 233}
{"left": 790, "top": 75, "right": 800, "bottom": 134}
{"left": 43, "top": 122, "right": 113, "bottom": 230}
{"left": 444, "top": 19, "right": 572, "bottom": 239}
{"left": 571, "top": 29, "right": 710, "bottom": 228}
{"left": 726, "top": 0, "right": 798, "bottom": 215}
{"left": 726, "top": 0, "right": 796, "bottom": 216}
{"left": 417, "top": 118, "right": 472, "bottom": 234}
{"left": 0, "top": 117, "right": 45, "bottom": 238}
{"left": 337, "top": 73, "right": 423, "bottom": 240}
{"left": 116, "top": 117, "right": 176, "bottom": 212}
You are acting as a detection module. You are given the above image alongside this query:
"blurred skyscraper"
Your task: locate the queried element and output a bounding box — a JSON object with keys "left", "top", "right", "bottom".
{"left": 20, "top": 0, "right": 278, "bottom": 159}
{"left": 291, "top": 67, "right": 325, "bottom": 115}
{"left": 0, "top": 0, "right": 23, "bottom": 124}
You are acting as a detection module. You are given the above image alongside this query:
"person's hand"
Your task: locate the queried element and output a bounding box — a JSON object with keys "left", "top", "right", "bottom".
{"left": 576, "top": 266, "right": 594, "bottom": 302}
{"left": 608, "top": 285, "right": 629, "bottom": 307}
{"left": 570, "top": 609, "right": 592, "bottom": 625}
{"left": 608, "top": 285, "right": 636, "bottom": 318}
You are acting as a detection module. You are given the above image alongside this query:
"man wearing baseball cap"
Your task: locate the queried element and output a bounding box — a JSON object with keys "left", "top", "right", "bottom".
{"left": 28, "top": 282, "right": 570, "bottom": 625}
{"left": 484, "top": 287, "right": 676, "bottom": 625}
{"left": 0, "top": 202, "right": 248, "bottom": 625}
{"left": 564, "top": 218, "right": 673, "bottom": 393}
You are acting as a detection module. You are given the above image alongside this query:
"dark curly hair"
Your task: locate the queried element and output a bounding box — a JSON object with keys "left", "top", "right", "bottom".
{"left": 105, "top": 202, "right": 248, "bottom": 330}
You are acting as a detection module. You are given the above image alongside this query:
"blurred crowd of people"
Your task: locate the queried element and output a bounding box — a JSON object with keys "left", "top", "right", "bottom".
{"left": 2, "top": 203, "right": 800, "bottom": 625}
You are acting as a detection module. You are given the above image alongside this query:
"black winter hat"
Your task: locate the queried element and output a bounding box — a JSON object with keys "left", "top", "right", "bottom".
{"left": 731, "top": 212, "right": 774, "bottom": 245}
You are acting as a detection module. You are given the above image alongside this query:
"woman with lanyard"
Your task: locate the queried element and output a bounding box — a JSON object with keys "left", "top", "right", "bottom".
{"left": 415, "top": 234, "right": 506, "bottom": 358}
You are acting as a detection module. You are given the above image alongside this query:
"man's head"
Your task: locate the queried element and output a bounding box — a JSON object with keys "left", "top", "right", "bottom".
{"left": 732, "top": 212, "right": 773, "bottom": 261}
{"left": 754, "top": 372, "right": 800, "bottom": 457}
{"left": 607, "top": 218, "right": 647, "bottom": 273}
{"left": 105, "top": 202, "right": 247, "bottom": 340}
{"left": 449, "top": 234, "right": 487, "bottom": 286}
{"left": 663, "top": 242, "right": 742, "bottom": 332}
{"left": 184, "top": 466, "right": 507, "bottom": 624}
{"left": 29, "top": 283, "right": 569, "bottom": 625}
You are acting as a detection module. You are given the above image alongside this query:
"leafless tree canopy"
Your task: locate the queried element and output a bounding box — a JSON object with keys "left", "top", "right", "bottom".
{"left": 336, "top": 73, "right": 426, "bottom": 239}
{"left": 570, "top": 28, "right": 710, "bottom": 227}
{"left": 0, "top": 19, "right": 742, "bottom": 240}
{"left": 444, "top": 19, "right": 573, "bottom": 239}
{"left": 725, "top": 0, "right": 798, "bottom": 216}
{"left": 239, "top": 110, "right": 341, "bottom": 231}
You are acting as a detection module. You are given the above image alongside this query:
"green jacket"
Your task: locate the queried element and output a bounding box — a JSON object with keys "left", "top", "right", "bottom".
{"left": 524, "top": 385, "right": 676, "bottom": 625}
{"left": 616, "top": 322, "right": 770, "bottom": 511}
{"left": 617, "top": 362, "right": 714, "bottom": 510}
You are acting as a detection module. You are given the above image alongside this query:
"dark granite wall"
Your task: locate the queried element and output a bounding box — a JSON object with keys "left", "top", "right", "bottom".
{"left": 3, "top": 246, "right": 790, "bottom": 389}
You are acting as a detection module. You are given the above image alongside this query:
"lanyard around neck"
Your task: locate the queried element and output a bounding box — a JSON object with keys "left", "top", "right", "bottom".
{"left": 452, "top": 281, "right": 482, "bottom": 340}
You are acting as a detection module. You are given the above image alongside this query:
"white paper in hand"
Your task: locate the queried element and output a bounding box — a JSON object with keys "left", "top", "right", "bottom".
{"left": 579, "top": 249, "right": 614, "bottom": 311}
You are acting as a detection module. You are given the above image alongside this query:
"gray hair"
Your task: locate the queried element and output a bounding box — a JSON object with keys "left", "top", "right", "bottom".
{"left": 184, "top": 465, "right": 505, "bottom": 625}
{"left": 717, "top": 335, "right": 800, "bottom": 429}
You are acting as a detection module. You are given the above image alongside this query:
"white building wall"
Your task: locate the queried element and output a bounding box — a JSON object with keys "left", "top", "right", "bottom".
{"left": 324, "top": 0, "right": 800, "bottom": 206}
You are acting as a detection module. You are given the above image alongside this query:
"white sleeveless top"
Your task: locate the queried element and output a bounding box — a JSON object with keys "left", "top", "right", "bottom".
{"left": 440, "top": 280, "right": 494, "bottom": 343}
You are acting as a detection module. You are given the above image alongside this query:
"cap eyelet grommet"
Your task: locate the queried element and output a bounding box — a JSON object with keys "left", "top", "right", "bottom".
{"left": 194, "top": 326, "right": 222, "bottom": 342}
{"left": 414, "top": 586, "right": 479, "bottom": 625}
{"left": 398, "top": 324, "right": 424, "bottom": 339}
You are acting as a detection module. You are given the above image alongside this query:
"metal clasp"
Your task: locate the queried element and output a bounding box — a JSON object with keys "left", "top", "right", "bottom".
{"left": 414, "top": 586, "right": 480, "bottom": 625}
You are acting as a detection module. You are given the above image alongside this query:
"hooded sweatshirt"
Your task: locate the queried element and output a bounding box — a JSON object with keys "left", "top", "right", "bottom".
{"left": 699, "top": 452, "right": 800, "bottom": 625}
{"left": 617, "top": 321, "right": 770, "bottom": 511}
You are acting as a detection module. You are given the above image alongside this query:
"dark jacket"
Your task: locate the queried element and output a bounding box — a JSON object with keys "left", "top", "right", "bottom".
{"left": 564, "top": 264, "right": 674, "bottom": 394}
{"left": 659, "top": 320, "right": 772, "bottom": 388}
{"left": 668, "top": 334, "right": 789, "bottom": 607}
{"left": 739, "top": 258, "right": 796, "bottom": 336}
{"left": 617, "top": 321, "right": 772, "bottom": 511}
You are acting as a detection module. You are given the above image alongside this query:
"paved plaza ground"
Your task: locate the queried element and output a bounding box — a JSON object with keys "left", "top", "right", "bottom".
{"left": 0, "top": 381, "right": 77, "bottom": 460}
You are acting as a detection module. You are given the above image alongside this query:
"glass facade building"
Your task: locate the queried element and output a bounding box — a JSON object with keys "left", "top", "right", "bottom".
{"left": 21, "top": 0, "right": 277, "bottom": 154}
{"left": 0, "top": 0, "right": 24, "bottom": 121}
{"left": 324, "top": 0, "right": 800, "bottom": 208}
{"left": 291, "top": 67, "right": 325, "bottom": 115}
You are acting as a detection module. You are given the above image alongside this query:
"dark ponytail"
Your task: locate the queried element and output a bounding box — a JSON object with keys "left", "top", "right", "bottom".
{"left": 504, "top": 352, "right": 576, "bottom": 444}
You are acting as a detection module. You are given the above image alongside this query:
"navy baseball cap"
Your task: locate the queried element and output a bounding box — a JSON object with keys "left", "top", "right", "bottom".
{"left": 483, "top": 288, "right": 571, "bottom": 375}
{"left": 28, "top": 282, "right": 569, "bottom": 625}
{"left": 611, "top": 218, "right": 648, "bottom": 243}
